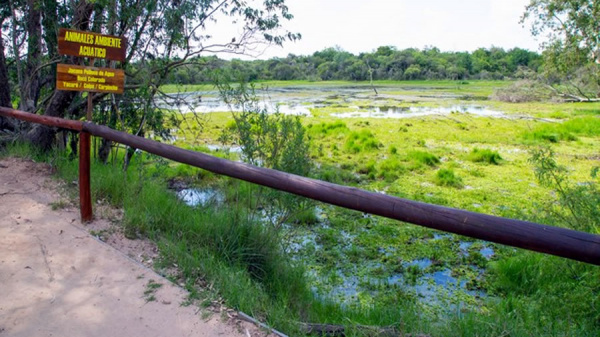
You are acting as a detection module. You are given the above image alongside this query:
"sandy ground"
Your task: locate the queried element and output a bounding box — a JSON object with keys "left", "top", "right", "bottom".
{"left": 0, "top": 157, "right": 264, "bottom": 337}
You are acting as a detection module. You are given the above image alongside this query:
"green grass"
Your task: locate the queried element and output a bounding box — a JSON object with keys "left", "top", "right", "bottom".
{"left": 344, "top": 130, "right": 381, "bottom": 154}
{"left": 307, "top": 121, "right": 349, "bottom": 138}
{"left": 468, "top": 148, "right": 503, "bottom": 165}
{"left": 523, "top": 116, "right": 600, "bottom": 143}
{"left": 4, "top": 80, "right": 600, "bottom": 336}
{"left": 407, "top": 150, "right": 440, "bottom": 167}
{"left": 11, "top": 147, "right": 432, "bottom": 336}
{"left": 434, "top": 168, "right": 464, "bottom": 188}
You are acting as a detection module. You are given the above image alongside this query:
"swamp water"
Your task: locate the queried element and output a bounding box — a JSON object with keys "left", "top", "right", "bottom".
{"left": 286, "top": 222, "right": 493, "bottom": 310}
{"left": 169, "top": 84, "right": 504, "bottom": 312}
{"left": 157, "top": 85, "right": 510, "bottom": 120}
{"left": 176, "top": 187, "right": 492, "bottom": 311}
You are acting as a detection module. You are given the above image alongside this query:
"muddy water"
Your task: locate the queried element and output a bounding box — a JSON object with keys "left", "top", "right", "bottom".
{"left": 167, "top": 84, "right": 502, "bottom": 311}
{"left": 174, "top": 184, "right": 494, "bottom": 309}
{"left": 156, "top": 85, "right": 503, "bottom": 118}
{"left": 177, "top": 188, "right": 225, "bottom": 207}
{"left": 331, "top": 105, "right": 505, "bottom": 119}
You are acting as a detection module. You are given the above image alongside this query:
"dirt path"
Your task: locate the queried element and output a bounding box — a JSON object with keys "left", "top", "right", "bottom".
{"left": 0, "top": 157, "right": 257, "bottom": 337}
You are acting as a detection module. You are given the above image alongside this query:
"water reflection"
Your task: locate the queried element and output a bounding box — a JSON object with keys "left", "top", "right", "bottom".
{"left": 177, "top": 188, "right": 224, "bottom": 207}
{"left": 331, "top": 105, "right": 506, "bottom": 119}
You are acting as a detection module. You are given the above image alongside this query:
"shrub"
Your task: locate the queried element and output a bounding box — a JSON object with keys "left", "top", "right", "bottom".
{"left": 491, "top": 80, "right": 557, "bottom": 103}
{"left": 468, "top": 148, "right": 502, "bottom": 165}
{"left": 434, "top": 168, "right": 463, "bottom": 188}
{"left": 308, "top": 121, "right": 349, "bottom": 138}
{"left": 522, "top": 116, "right": 600, "bottom": 143}
{"left": 344, "top": 130, "right": 381, "bottom": 153}
{"left": 378, "top": 158, "right": 406, "bottom": 181}
{"left": 357, "top": 160, "right": 377, "bottom": 175}
{"left": 408, "top": 151, "right": 440, "bottom": 167}
{"left": 529, "top": 147, "right": 599, "bottom": 233}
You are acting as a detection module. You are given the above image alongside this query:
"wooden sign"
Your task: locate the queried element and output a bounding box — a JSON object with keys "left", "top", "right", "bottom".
{"left": 58, "top": 28, "right": 127, "bottom": 62}
{"left": 56, "top": 64, "right": 125, "bottom": 94}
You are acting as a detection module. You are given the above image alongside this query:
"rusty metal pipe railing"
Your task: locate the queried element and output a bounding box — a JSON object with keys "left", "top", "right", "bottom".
{"left": 1, "top": 106, "right": 599, "bottom": 265}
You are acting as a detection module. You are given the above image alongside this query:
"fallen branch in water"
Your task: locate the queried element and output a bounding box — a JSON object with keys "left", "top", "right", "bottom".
{"left": 298, "top": 322, "right": 429, "bottom": 337}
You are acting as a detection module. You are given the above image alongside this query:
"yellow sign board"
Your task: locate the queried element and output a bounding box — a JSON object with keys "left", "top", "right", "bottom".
{"left": 58, "top": 28, "right": 127, "bottom": 62}
{"left": 56, "top": 64, "right": 125, "bottom": 94}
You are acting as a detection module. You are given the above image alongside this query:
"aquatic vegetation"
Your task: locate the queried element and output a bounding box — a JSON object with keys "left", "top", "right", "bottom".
{"left": 307, "top": 121, "right": 349, "bottom": 138}
{"left": 377, "top": 158, "right": 406, "bottom": 181}
{"left": 468, "top": 148, "right": 503, "bottom": 165}
{"left": 17, "top": 80, "right": 598, "bottom": 336}
{"left": 407, "top": 150, "right": 440, "bottom": 167}
{"left": 522, "top": 116, "right": 600, "bottom": 143}
{"left": 344, "top": 130, "right": 381, "bottom": 154}
{"left": 434, "top": 168, "right": 464, "bottom": 188}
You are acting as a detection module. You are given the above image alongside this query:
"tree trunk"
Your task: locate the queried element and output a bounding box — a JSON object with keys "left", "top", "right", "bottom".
{"left": 41, "top": 0, "right": 58, "bottom": 59}
{"left": 26, "top": 90, "right": 78, "bottom": 150}
{"left": 98, "top": 138, "right": 112, "bottom": 163}
{"left": 41, "top": 0, "right": 59, "bottom": 93}
{"left": 0, "top": 17, "right": 15, "bottom": 132}
{"left": 26, "top": 0, "right": 94, "bottom": 150}
{"left": 19, "top": 0, "right": 42, "bottom": 112}
{"left": 0, "top": 18, "right": 11, "bottom": 109}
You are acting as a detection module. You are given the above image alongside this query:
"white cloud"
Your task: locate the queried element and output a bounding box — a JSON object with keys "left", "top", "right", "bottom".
{"left": 214, "top": 0, "right": 540, "bottom": 60}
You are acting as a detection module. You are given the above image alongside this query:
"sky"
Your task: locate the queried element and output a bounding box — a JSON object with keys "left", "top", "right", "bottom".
{"left": 214, "top": 0, "right": 541, "bottom": 60}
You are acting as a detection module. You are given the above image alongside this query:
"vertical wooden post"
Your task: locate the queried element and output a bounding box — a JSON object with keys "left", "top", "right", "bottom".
{"left": 79, "top": 58, "right": 95, "bottom": 222}
{"left": 79, "top": 131, "right": 92, "bottom": 222}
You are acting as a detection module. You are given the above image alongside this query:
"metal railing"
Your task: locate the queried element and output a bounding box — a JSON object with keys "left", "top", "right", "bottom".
{"left": 1, "top": 106, "right": 599, "bottom": 265}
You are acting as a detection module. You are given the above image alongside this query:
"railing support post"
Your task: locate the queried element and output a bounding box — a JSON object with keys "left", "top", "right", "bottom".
{"left": 79, "top": 68, "right": 95, "bottom": 223}
{"left": 79, "top": 131, "right": 92, "bottom": 222}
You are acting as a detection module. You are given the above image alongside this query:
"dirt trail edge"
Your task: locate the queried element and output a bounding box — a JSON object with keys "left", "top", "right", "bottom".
{"left": 0, "top": 157, "right": 256, "bottom": 337}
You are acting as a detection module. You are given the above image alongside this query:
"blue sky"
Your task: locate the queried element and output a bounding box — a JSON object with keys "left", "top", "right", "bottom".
{"left": 215, "top": 0, "right": 541, "bottom": 59}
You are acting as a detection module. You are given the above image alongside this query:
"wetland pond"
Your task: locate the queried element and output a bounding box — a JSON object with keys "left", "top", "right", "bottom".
{"left": 177, "top": 186, "right": 494, "bottom": 312}
{"left": 167, "top": 83, "right": 527, "bottom": 314}
{"left": 157, "top": 84, "right": 514, "bottom": 119}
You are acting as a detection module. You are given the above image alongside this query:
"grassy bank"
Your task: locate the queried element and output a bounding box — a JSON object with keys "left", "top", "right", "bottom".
{"left": 2, "top": 139, "right": 599, "bottom": 336}
{"left": 3, "top": 79, "right": 600, "bottom": 336}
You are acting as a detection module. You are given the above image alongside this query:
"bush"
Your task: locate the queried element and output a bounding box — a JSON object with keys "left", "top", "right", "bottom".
{"left": 357, "top": 160, "right": 377, "bottom": 175}
{"left": 344, "top": 130, "right": 381, "bottom": 153}
{"left": 308, "top": 121, "right": 349, "bottom": 138}
{"left": 468, "top": 148, "right": 502, "bottom": 165}
{"left": 434, "top": 168, "right": 463, "bottom": 188}
{"left": 491, "top": 80, "right": 557, "bottom": 103}
{"left": 522, "top": 116, "right": 600, "bottom": 143}
{"left": 529, "top": 147, "right": 600, "bottom": 233}
{"left": 377, "top": 158, "right": 406, "bottom": 181}
{"left": 408, "top": 151, "right": 440, "bottom": 167}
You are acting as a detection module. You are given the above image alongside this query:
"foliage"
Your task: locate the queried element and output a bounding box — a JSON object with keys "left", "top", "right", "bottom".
{"left": 166, "top": 46, "right": 541, "bottom": 83}
{"left": 491, "top": 80, "right": 557, "bottom": 102}
{"left": 488, "top": 252, "right": 600, "bottom": 335}
{"left": 407, "top": 151, "right": 440, "bottom": 167}
{"left": 434, "top": 168, "right": 463, "bottom": 188}
{"left": 2, "top": 0, "right": 300, "bottom": 150}
{"left": 523, "top": 116, "right": 600, "bottom": 143}
{"left": 217, "top": 81, "right": 312, "bottom": 227}
{"left": 522, "top": 0, "right": 600, "bottom": 100}
{"left": 468, "top": 148, "right": 502, "bottom": 165}
{"left": 344, "top": 130, "right": 381, "bottom": 154}
{"left": 217, "top": 82, "right": 311, "bottom": 176}
{"left": 529, "top": 147, "right": 599, "bottom": 233}
{"left": 307, "top": 121, "right": 349, "bottom": 139}
{"left": 377, "top": 158, "right": 406, "bottom": 181}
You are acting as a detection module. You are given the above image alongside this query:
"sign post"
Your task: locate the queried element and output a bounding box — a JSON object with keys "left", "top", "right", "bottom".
{"left": 57, "top": 28, "right": 127, "bottom": 222}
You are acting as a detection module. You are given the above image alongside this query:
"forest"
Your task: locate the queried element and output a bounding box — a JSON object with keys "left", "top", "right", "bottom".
{"left": 165, "top": 46, "right": 542, "bottom": 83}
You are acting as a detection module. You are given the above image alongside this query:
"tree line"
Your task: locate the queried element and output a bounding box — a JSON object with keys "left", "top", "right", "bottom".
{"left": 168, "top": 46, "right": 542, "bottom": 83}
